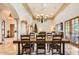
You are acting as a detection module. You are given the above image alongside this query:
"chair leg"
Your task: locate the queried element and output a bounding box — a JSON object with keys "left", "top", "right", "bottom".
{"left": 33, "top": 44, "right": 34, "bottom": 52}
{"left": 25, "top": 49, "right": 27, "bottom": 54}
{"left": 36, "top": 48, "right": 38, "bottom": 55}
{"left": 49, "top": 44, "right": 51, "bottom": 52}
{"left": 31, "top": 44, "right": 34, "bottom": 52}
{"left": 22, "top": 48, "right": 26, "bottom": 55}
{"left": 49, "top": 45, "right": 50, "bottom": 52}
{"left": 52, "top": 48, "right": 53, "bottom": 55}
{"left": 60, "top": 48, "right": 61, "bottom": 55}
{"left": 29, "top": 49, "right": 31, "bottom": 55}
{"left": 21, "top": 48, "right": 24, "bottom": 55}
{"left": 44, "top": 48, "right": 46, "bottom": 55}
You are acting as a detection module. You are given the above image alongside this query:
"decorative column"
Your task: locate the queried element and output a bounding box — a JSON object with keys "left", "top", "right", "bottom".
{"left": 14, "top": 18, "right": 19, "bottom": 40}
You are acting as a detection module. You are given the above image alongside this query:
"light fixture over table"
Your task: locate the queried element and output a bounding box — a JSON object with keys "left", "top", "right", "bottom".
{"left": 35, "top": 4, "right": 49, "bottom": 23}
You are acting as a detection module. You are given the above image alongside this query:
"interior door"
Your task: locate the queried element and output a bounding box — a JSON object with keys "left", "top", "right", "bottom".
{"left": 10, "top": 24, "right": 14, "bottom": 37}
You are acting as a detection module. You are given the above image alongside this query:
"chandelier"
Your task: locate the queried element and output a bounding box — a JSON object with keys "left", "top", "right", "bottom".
{"left": 35, "top": 4, "right": 49, "bottom": 23}
{"left": 36, "top": 14, "right": 48, "bottom": 23}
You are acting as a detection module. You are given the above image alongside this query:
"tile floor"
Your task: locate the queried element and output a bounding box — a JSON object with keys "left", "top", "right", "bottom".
{"left": 0, "top": 38, "right": 69, "bottom": 55}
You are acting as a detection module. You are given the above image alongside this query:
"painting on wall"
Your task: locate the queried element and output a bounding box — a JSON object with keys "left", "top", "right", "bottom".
{"left": 55, "top": 22, "right": 63, "bottom": 32}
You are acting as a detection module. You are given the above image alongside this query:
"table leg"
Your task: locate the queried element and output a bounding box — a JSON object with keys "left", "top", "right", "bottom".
{"left": 47, "top": 43, "right": 51, "bottom": 52}
{"left": 63, "top": 43, "right": 65, "bottom": 55}
{"left": 18, "top": 42, "right": 20, "bottom": 55}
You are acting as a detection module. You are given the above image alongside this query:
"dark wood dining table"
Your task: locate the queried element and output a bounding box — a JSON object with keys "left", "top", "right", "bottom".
{"left": 13, "top": 39, "right": 70, "bottom": 55}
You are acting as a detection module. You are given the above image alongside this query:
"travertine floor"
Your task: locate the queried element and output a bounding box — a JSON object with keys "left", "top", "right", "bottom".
{"left": 0, "top": 38, "right": 18, "bottom": 55}
{"left": 0, "top": 38, "right": 69, "bottom": 55}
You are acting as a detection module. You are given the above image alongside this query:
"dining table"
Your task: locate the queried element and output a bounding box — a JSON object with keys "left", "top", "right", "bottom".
{"left": 13, "top": 38, "right": 70, "bottom": 55}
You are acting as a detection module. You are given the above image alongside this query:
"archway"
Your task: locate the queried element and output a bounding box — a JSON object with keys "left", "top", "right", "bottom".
{"left": 21, "top": 20, "right": 28, "bottom": 35}
{"left": 0, "top": 3, "right": 19, "bottom": 42}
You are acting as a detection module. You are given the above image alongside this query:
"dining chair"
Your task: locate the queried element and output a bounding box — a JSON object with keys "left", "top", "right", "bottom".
{"left": 21, "top": 35, "right": 31, "bottom": 55}
{"left": 38, "top": 32, "right": 46, "bottom": 35}
{"left": 50, "top": 34, "right": 62, "bottom": 55}
{"left": 36, "top": 34, "right": 46, "bottom": 55}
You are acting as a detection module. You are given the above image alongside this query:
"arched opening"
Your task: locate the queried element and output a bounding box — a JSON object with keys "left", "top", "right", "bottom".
{"left": 21, "top": 20, "right": 28, "bottom": 35}
{"left": 0, "top": 4, "right": 19, "bottom": 42}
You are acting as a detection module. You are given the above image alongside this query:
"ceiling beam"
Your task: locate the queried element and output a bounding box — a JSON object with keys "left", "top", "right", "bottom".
{"left": 22, "top": 3, "right": 35, "bottom": 19}
{"left": 49, "top": 3, "right": 70, "bottom": 20}
{"left": 22, "top": 3, "right": 70, "bottom": 21}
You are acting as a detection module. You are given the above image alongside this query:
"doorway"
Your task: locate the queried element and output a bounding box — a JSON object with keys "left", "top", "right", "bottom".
{"left": 10, "top": 24, "right": 15, "bottom": 37}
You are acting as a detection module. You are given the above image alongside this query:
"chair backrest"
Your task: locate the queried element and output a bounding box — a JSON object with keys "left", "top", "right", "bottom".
{"left": 47, "top": 32, "right": 52, "bottom": 37}
{"left": 52, "top": 34, "right": 62, "bottom": 48}
{"left": 47, "top": 32, "right": 52, "bottom": 39}
{"left": 30, "top": 32, "right": 35, "bottom": 39}
{"left": 52, "top": 31, "right": 56, "bottom": 35}
{"left": 53, "top": 35, "right": 62, "bottom": 41}
{"left": 56, "top": 32, "right": 63, "bottom": 37}
{"left": 47, "top": 33, "right": 52, "bottom": 36}
{"left": 21, "top": 35, "right": 30, "bottom": 48}
{"left": 38, "top": 32, "right": 46, "bottom": 35}
{"left": 36, "top": 34, "right": 46, "bottom": 43}
{"left": 30, "top": 32, "right": 35, "bottom": 36}
{"left": 21, "top": 35, "right": 30, "bottom": 42}
{"left": 59, "top": 32, "right": 63, "bottom": 38}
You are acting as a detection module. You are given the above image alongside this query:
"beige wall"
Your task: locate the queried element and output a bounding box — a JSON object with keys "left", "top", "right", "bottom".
{"left": 54, "top": 3, "right": 79, "bottom": 25}
{"left": 32, "top": 20, "right": 54, "bottom": 32}
{"left": 54, "top": 4, "right": 79, "bottom": 32}
{"left": 0, "top": 4, "right": 33, "bottom": 41}
{"left": 0, "top": 10, "right": 10, "bottom": 42}
{"left": 0, "top": 18, "right": 2, "bottom": 42}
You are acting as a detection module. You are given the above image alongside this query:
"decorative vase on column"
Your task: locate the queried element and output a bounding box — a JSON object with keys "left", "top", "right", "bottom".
{"left": 34, "top": 23, "right": 38, "bottom": 33}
